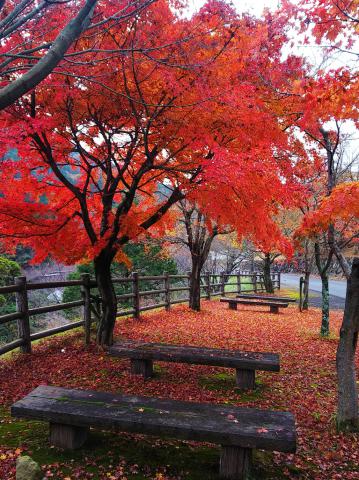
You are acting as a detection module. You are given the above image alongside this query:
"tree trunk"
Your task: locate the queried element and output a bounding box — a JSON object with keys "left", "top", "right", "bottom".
{"left": 94, "top": 252, "right": 117, "bottom": 346}
{"left": 189, "top": 255, "right": 201, "bottom": 311}
{"left": 320, "top": 272, "right": 330, "bottom": 336}
{"left": 315, "top": 241, "right": 332, "bottom": 337}
{"left": 302, "top": 271, "right": 310, "bottom": 311}
{"left": 332, "top": 242, "right": 351, "bottom": 280}
{"left": 263, "top": 253, "right": 274, "bottom": 294}
{"left": 336, "top": 258, "right": 359, "bottom": 432}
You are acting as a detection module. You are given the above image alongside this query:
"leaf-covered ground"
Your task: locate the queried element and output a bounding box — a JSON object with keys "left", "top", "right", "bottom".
{"left": 0, "top": 300, "right": 358, "bottom": 479}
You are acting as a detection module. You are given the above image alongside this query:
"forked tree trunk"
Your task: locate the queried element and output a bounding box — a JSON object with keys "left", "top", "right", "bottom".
{"left": 189, "top": 255, "right": 201, "bottom": 311}
{"left": 336, "top": 258, "right": 359, "bottom": 432}
{"left": 94, "top": 252, "right": 117, "bottom": 346}
{"left": 180, "top": 201, "right": 218, "bottom": 312}
{"left": 302, "top": 271, "right": 310, "bottom": 311}
{"left": 263, "top": 253, "right": 274, "bottom": 294}
{"left": 320, "top": 273, "right": 330, "bottom": 336}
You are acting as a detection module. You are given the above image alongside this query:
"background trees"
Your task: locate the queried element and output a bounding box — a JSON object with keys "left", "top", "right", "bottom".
{"left": 63, "top": 241, "right": 177, "bottom": 316}
{"left": 0, "top": 256, "right": 21, "bottom": 344}
{"left": 167, "top": 200, "right": 227, "bottom": 311}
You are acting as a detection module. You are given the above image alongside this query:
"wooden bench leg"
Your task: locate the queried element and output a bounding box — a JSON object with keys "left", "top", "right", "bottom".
{"left": 220, "top": 445, "right": 252, "bottom": 479}
{"left": 235, "top": 369, "right": 255, "bottom": 390}
{"left": 270, "top": 306, "right": 279, "bottom": 314}
{"left": 229, "top": 302, "right": 238, "bottom": 310}
{"left": 49, "top": 423, "right": 88, "bottom": 449}
{"left": 131, "top": 358, "right": 154, "bottom": 378}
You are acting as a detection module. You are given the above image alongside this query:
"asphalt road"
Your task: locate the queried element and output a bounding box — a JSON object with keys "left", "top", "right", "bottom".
{"left": 281, "top": 273, "right": 347, "bottom": 298}
{"left": 281, "top": 273, "right": 347, "bottom": 310}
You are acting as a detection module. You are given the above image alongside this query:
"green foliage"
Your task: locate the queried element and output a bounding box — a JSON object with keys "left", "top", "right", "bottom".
{"left": 125, "top": 243, "right": 177, "bottom": 276}
{"left": 0, "top": 256, "right": 21, "bottom": 286}
{"left": 0, "top": 256, "right": 21, "bottom": 344}
{"left": 63, "top": 243, "right": 177, "bottom": 316}
{"left": 14, "top": 245, "right": 33, "bottom": 267}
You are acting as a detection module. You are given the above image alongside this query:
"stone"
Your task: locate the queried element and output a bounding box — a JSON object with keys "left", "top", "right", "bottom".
{"left": 16, "top": 455, "right": 43, "bottom": 480}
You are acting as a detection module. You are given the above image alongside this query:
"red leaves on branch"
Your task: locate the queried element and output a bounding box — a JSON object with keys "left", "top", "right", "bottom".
{"left": 288, "top": 0, "right": 359, "bottom": 47}
{"left": 0, "top": 0, "right": 307, "bottom": 265}
{"left": 298, "top": 182, "right": 359, "bottom": 238}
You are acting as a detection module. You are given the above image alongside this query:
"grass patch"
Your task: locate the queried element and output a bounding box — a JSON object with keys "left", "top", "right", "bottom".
{"left": 153, "top": 364, "right": 167, "bottom": 377}
{"left": 279, "top": 288, "right": 300, "bottom": 300}
{"left": 199, "top": 372, "right": 266, "bottom": 400}
{"left": 253, "top": 451, "right": 301, "bottom": 479}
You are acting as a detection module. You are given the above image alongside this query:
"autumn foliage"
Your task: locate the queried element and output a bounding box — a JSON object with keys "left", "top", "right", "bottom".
{"left": 293, "top": 0, "right": 359, "bottom": 46}
{"left": 299, "top": 182, "right": 359, "bottom": 237}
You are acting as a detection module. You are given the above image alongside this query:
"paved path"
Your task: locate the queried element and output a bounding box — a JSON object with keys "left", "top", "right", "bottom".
{"left": 280, "top": 273, "right": 346, "bottom": 310}
{"left": 281, "top": 273, "right": 347, "bottom": 298}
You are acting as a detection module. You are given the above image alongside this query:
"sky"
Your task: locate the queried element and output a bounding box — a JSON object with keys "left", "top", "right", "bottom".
{"left": 189, "top": 0, "right": 280, "bottom": 15}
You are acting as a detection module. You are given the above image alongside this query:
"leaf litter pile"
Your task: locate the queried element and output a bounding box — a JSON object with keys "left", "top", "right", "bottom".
{"left": 0, "top": 301, "right": 358, "bottom": 479}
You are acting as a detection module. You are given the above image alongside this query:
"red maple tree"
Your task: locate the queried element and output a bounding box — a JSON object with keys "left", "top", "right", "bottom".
{"left": 0, "top": 0, "right": 307, "bottom": 344}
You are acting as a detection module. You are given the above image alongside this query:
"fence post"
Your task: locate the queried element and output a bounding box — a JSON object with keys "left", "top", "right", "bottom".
{"left": 253, "top": 274, "right": 257, "bottom": 293}
{"left": 220, "top": 272, "right": 225, "bottom": 296}
{"left": 132, "top": 272, "right": 140, "bottom": 319}
{"left": 278, "top": 272, "right": 281, "bottom": 290}
{"left": 81, "top": 273, "right": 92, "bottom": 345}
{"left": 299, "top": 276, "right": 304, "bottom": 312}
{"left": 164, "top": 272, "right": 171, "bottom": 311}
{"left": 206, "top": 272, "right": 211, "bottom": 300}
{"left": 261, "top": 274, "right": 265, "bottom": 291}
{"left": 15, "top": 276, "right": 31, "bottom": 354}
{"left": 237, "top": 274, "right": 241, "bottom": 294}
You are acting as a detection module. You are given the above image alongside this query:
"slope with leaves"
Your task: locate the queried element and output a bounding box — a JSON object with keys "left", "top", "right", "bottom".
{"left": 0, "top": 301, "right": 358, "bottom": 479}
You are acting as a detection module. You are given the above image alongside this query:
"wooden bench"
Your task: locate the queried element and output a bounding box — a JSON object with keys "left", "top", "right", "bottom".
{"left": 220, "top": 297, "right": 289, "bottom": 314}
{"left": 11, "top": 385, "right": 296, "bottom": 480}
{"left": 236, "top": 294, "right": 296, "bottom": 303}
{"left": 108, "top": 340, "right": 280, "bottom": 390}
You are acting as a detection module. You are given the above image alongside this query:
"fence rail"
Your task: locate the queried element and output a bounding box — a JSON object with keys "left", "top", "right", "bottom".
{"left": 0, "top": 271, "right": 280, "bottom": 356}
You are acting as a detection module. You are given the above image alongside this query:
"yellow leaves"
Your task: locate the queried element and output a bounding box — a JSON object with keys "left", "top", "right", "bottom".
{"left": 292, "top": 79, "right": 304, "bottom": 95}
{"left": 0, "top": 448, "right": 21, "bottom": 461}
{"left": 114, "top": 249, "right": 132, "bottom": 269}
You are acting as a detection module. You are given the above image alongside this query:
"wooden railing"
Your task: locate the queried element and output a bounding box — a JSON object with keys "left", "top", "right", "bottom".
{"left": 0, "top": 271, "right": 280, "bottom": 356}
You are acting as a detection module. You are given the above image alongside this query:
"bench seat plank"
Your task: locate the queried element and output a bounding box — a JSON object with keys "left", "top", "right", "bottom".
{"left": 220, "top": 298, "right": 288, "bottom": 308}
{"left": 236, "top": 294, "right": 296, "bottom": 303}
{"left": 11, "top": 385, "right": 296, "bottom": 453}
{"left": 109, "top": 340, "right": 280, "bottom": 372}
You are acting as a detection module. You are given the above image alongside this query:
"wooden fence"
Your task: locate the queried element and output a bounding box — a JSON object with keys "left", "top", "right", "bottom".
{"left": 0, "top": 271, "right": 280, "bottom": 356}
